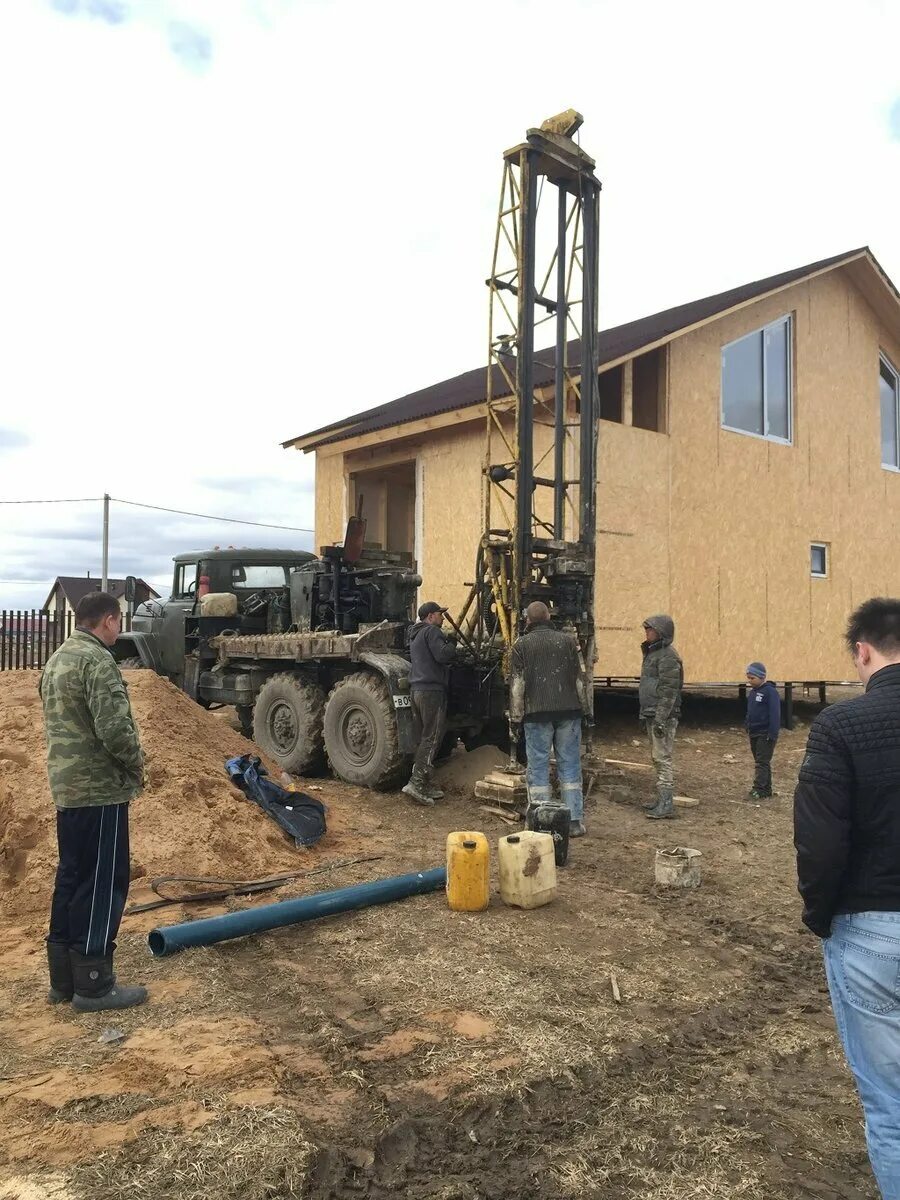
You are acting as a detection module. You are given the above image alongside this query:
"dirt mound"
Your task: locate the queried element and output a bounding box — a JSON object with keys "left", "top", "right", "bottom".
{"left": 433, "top": 744, "right": 507, "bottom": 795}
{"left": 0, "top": 671, "right": 324, "bottom": 922}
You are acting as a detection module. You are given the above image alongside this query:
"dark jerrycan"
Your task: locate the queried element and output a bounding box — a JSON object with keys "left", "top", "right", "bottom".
{"left": 525, "top": 803, "right": 570, "bottom": 867}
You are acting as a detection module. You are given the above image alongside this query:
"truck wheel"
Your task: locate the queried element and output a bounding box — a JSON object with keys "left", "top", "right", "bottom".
{"left": 252, "top": 674, "right": 326, "bottom": 776}
{"left": 324, "top": 672, "right": 408, "bottom": 791}
{"left": 118, "top": 657, "right": 143, "bottom": 669}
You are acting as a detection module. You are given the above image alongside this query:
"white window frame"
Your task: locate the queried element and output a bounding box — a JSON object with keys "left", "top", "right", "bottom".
{"left": 880, "top": 353, "right": 900, "bottom": 472}
{"left": 721, "top": 314, "right": 793, "bottom": 445}
{"left": 810, "top": 542, "right": 828, "bottom": 579}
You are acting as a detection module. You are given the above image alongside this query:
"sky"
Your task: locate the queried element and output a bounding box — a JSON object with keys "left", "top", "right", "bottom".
{"left": 1, "top": 0, "right": 899, "bottom": 608}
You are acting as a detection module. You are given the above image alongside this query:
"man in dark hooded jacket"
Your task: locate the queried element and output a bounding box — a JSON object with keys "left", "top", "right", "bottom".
{"left": 403, "top": 601, "right": 456, "bottom": 806}
{"left": 638, "top": 614, "right": 683, "bottom": 819}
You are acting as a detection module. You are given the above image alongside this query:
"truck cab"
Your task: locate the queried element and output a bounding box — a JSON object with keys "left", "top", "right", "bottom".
{"left": 115, "top": 548, "right": 315, "bottom": 685}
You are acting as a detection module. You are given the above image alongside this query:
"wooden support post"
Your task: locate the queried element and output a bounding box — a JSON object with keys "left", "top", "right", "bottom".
{"left": 818, "top": 683, "right": 827, "bottom": 705}
{"left": 783, "top": 682, "right": 794, "bottom": 730}
{"left": 622, "top": 359, "right": 634, "bottom": 426}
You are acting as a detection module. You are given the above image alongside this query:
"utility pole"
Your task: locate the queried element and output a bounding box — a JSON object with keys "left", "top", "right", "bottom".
{"left": 101, "top": 493, "right": 110, "bottom": 592}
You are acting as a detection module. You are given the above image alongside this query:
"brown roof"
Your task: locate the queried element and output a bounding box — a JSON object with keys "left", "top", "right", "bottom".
{"left": 44, "top": 576, "right": 160, "bottom": 611}
{"left": 286, "top": 247, "right": 898, "bottom": 452}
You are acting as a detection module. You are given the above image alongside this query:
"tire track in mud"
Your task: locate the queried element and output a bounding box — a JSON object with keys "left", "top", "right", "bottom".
{"left": 304, "top": 915, "right": 876, "bottom": 1200}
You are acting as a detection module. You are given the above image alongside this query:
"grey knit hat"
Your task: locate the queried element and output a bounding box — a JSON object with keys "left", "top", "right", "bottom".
{"left": 643, "top": 614, "right": 674, "bottom": 640}
{"left": 746, "top": 661, "right": 767, "bottom": 679}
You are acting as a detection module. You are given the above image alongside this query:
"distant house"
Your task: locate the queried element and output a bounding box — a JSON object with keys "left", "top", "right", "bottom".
{"left": 43, "top": 576, "right": 159, "bottom": 622}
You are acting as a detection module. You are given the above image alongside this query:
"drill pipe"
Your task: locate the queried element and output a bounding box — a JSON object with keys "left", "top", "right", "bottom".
{"left": 147, "top": 867, "right": 446, "bottom": 957}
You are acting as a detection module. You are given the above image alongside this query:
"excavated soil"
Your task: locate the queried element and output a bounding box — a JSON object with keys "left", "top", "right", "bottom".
{"left": 0, "top": 675, "right": 879, "bottom": 1199}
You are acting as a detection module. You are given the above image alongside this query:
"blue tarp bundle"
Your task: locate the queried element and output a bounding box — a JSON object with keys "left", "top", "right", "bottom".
{"left": 225, "top": 754, "right": 327, "bottom": 848}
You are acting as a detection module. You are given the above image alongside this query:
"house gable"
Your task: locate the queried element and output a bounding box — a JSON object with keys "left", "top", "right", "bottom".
{"left": 285, "top": 248, "right": 900, "bottom": 456}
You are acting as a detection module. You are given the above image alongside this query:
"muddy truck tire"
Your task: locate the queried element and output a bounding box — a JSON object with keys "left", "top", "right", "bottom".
{"left": 324, "top": 671, "right": 410, "bottom": 791}
{"left": 252, "top": 673, "right": 326, "bottom": 776}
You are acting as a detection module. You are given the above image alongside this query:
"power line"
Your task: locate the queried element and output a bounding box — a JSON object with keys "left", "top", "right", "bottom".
{"left": 0, "top": 494, "right": 314, "bottom": 533}
{"left": 111, "top": 497, "right": 314, "bottom": 533}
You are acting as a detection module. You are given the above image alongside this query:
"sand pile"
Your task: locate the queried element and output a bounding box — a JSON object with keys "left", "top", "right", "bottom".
{"left": 0, "top": 671, "right": 324, "bottom": 922}
{"left": 433, "top": 744, "right": 508, "bottom": 795}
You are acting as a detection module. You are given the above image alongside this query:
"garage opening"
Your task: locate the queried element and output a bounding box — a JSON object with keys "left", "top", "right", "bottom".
{"left": 349, "top": 461, "right": 417, "bottom": 558}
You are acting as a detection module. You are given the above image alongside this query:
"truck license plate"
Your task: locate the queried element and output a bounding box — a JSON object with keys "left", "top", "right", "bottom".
{"left": 393, "top": 694, "right": 411, "bottom": 709}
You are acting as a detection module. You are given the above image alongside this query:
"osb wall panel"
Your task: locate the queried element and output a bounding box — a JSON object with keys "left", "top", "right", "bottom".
{"left": 594, "top": 423, "right": 670, "bottom": 674}
{"left": 666, "top": 267, "right": 900, "bottom": 683}
{"left": 314, "top": 453, "right": 345, "bottom": 549}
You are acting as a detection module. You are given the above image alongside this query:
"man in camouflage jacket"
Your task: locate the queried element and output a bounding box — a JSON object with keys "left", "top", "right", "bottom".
{"left": 638, "top": 613, "right": 684, "bottom": 820}
{"left": 40, "top": 591, "right": 147, "bottom": 1011}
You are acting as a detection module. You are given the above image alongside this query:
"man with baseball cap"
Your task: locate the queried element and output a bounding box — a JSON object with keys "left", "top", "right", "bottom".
{"left": 403, "top": 601, "right": 457, "bottom": 806}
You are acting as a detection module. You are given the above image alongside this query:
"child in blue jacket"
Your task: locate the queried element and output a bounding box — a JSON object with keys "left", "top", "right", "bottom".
{"left": 745, "top": 662, "right": 781, "bottom": 799}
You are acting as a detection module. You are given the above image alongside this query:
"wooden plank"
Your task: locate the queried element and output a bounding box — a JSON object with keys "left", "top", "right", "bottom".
{"left": 605, "top": 758, "right": 651, "bottom": 771}
{"left": 474, "top": 781, "right": 526, "bottom": 809}
{"left": 479, "top": 805, "right": 518, "bottom": 824}
{"left": 674, "top": 795, "right": 700, "bottom": 808}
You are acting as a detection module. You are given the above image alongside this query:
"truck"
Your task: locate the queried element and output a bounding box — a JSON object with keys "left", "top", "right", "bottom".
{"left": 115, "top": 533, "right": 508, "bottom": 790}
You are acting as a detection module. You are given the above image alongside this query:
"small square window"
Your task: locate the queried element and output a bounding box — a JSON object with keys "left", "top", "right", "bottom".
{"left": 811, "top": 543, "right": 828, "bottom": 578}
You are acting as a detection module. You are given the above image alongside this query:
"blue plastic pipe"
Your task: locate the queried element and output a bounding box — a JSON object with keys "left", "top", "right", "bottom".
{"left": 147, "top": 866, "right": 447, "bottom": 957}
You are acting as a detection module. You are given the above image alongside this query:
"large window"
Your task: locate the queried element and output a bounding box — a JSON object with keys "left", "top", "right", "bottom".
{"left": 721, "top": 315, "right": 792, "bottom": 443}
{"left": 232, "top": 565, "right": 290, "bottom": 589}
{"left": 880, "top": 355, "right": 900, "bottom": 470}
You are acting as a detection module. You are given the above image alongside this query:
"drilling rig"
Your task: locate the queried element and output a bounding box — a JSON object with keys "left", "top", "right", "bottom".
{"left": 453, "top": 109, "right": 601, "bottom": 741}
{"left": 125, "top": 112, "right": 602, "bottom": 793}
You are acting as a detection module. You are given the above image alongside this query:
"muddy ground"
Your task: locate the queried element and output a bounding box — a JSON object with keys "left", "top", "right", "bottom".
{"left": 0, "top": 682, "right": 877, "bottom": 1200}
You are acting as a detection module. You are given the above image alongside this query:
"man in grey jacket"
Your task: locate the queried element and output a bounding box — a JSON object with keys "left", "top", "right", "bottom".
{"left": 510, "top": 602, "right": 591, "bottom": 836}
{"left": 639, "top": 614, "right": 684, "bottom": 820}
{"left": 403, "top": 601, "right": 456, "bottom": 806}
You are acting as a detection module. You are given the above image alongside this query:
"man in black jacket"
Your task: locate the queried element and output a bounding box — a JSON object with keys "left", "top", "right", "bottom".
{"left": 794, "top": 597, "right": 900, "bottom": 1198}
{"left": 403, "top": 601, "right": 456, "bottom": 806}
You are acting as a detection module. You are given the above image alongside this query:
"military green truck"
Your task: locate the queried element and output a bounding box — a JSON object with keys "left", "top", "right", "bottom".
{"left": 115, "top": 542, "right": 507, "bottom": 791}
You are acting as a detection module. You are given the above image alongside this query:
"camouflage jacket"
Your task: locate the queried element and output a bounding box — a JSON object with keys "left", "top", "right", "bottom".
{"left": 40, "top": 629, "right": 144, "bottom": 809}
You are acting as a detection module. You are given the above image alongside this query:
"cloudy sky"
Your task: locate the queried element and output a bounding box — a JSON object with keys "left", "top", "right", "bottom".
{"left": 1, "top": 0, "right": 899, "bottom": 609}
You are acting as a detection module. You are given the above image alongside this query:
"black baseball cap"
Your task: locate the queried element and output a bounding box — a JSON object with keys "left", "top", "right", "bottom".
{"left": 418, "top": 601, "right": 448, "bottom": 620}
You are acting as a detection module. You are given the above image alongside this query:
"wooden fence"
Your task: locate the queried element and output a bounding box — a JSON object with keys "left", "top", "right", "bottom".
{"left": 0, "top": 610, "right": 133, "bottom": 671}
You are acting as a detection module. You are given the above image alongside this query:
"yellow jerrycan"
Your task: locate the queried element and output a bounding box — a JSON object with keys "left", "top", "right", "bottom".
{"left": 446, "top": 831, "right": 490, "bottom": 912}
{"left": 498, "top": 831, "right": 558, "bottom": 909}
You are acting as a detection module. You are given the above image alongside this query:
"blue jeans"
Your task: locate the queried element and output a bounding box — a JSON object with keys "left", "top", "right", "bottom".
{"left": 824, "top": 912, "right": 900, "bottom": 1199}
{"left": 523, "top": 717, "right": 582, "bottom": 821}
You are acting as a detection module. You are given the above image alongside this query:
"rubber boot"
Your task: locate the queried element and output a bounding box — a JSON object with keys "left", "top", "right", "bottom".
{"left": 422, "top": 772, "right": 444, "bottom": 801}
{"left": 645, "top": 788, "right": 675, "bottom": 820}
{"left": 569, "top": 819, "right": 586, "bottom": 838}
{"left": 402, "top": 768, "right": 435, "bottom": 807}
{"left": 70, "top": 951, "right": 148, "bottom": 1012}
{"left": 47, "top": 941, "right": 74, "bottom": 1004}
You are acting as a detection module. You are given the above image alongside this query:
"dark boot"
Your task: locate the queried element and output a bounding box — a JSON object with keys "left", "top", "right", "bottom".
{"left": 645, "top": 788, "right": 675, "bottom": 820}
{"left": 402, "top": 768, "right": 435, "bottom": 807}
{"left": 70, "top": 951, "right": 147, "bottom": 1012}
{"left": 421, "top": 771, "right": 444, "bottom": 801}
{"left": 47, "top": 941, "right": 74, "bottom": 1004}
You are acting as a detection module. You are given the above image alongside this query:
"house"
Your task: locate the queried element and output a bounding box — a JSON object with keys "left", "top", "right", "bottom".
{"left": 284, "top": 247, "right": 900, "bottom": 685}
{"left": 43, "top": 576, "right": 160, "bottom": 623}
